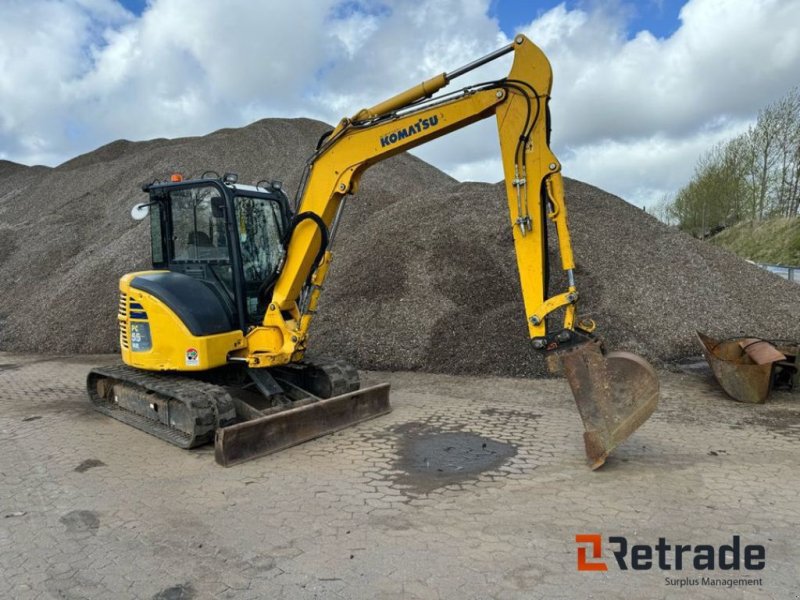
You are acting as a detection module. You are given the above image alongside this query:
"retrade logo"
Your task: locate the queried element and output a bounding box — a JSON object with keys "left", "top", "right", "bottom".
{"left": 575, "top": 534, "right": 766, "bottom": 572}
{"left": 575, "top": 534, "right": 608, "bottom": 571}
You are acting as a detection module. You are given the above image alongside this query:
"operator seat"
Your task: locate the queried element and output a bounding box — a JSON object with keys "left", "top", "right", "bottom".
{"left": 187, "top": 231, "right": 212, "bottom": 247}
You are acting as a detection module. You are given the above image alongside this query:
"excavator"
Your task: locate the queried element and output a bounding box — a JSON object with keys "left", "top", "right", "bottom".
{"left": 87, "top": 35, "right": 659, "bottom": 469}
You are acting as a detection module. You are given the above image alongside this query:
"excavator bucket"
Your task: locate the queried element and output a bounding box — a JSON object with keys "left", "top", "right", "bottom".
{"left": 559, "top": 341, "right": 659, "bottom": 469}
{"left": 696, "top": 332, "right": 786, "bottom": 404}
{"left": 215, "top": 383, "right": 391, "bottom": 467}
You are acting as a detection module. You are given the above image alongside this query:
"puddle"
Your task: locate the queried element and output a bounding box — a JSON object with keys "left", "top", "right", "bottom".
{"left": 737, "top": 407, "right": 800, "bottom": 440}
{"left": 393, "top": 428, "right": 516, "bottom": 494}
{"left": 481, "top": 407, "right": 542, "bottom": 420}
{"left": 75, "top": 459, "right": 106, "bottom": 473}
{"left": 153, "top": 583, "right": 195, "bottom": 600}
{"left": 60, "top": 510, "right": 99, "bottom": 534}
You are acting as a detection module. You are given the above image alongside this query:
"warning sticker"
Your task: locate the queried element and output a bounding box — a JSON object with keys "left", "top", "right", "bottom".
{"left": 185, "top": 348, "right": 199, "bottom": 366}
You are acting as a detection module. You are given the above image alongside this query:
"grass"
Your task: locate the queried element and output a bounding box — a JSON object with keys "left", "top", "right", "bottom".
{"left": 710, "top": 217, "right": 800, "bottom": 265}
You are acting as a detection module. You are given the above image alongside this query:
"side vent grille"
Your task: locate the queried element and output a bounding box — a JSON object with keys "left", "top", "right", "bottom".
{"left": 129, "top": 301, "right": 148, "bottom": 320}
{"left": 118, "top": 292, "right": 129, "bottom": 350}
{"left": 119, "top": 321, "right": 129, "bottom": 350}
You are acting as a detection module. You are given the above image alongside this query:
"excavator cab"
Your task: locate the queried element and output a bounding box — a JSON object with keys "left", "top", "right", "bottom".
{"left": 88, "top": 175, "right": 391, "bottom": 465}
{"left": 144, "top": 177, "right": 290, "bottom": 329}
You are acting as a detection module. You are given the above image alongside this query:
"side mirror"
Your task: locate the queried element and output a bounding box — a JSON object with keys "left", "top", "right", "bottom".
{"left": 130, "top": 202, "right": 151, "bottom": 221}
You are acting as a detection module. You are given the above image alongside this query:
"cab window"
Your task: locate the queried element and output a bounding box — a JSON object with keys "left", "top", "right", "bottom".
{"left": 169, "top": 186, "right": 229, "bottom": 261}
{"left": 235, "top": 195, "right": 285, "bottom": 321}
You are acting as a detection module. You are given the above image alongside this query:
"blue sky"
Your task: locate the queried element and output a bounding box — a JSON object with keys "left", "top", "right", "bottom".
{"left": 110, "top": 0, "right": 691, "bottom": 89}
{"left": 119, "top": 0, "right": 147, "bottom": 15}
{"left": 119, "top": 1, "right": 688, "bottom": 38}
{"left": 489, "top": 0, "right": 684, "bottom": 39}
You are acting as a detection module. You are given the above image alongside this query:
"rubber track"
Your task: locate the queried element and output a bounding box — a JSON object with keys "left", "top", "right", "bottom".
{"left": 87, "top": 363, "right": 236, "bottom": 449}
{"left": 274, "top": 358, "right": 361, "bottom": 398}
{"left": 313, "top": 359, "right": 360, "bottom": 396}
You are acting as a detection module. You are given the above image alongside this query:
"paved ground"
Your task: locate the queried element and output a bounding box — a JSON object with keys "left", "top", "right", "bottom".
{"left": 0, "top": 353, "right": 798, "bottom": 600}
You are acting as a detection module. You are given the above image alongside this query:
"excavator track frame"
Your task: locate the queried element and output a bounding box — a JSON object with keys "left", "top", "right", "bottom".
{"left": 87, "top": 360, "right": 391, "bottom": 465}
{"left": 87, "top": 363, "right": 236, "bottom": 448}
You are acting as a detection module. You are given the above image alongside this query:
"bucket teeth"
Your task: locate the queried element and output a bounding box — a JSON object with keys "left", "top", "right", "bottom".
{"left": 559, "top": 342, "right": 659, "bottom": 468}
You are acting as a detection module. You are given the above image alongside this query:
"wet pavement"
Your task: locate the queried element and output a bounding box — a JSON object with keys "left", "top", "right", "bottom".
{"left": 0, "top": 353, "right": 798, "bottom": 599}
{"left": 392, "top": 428, "right": 517, "bottom": 494}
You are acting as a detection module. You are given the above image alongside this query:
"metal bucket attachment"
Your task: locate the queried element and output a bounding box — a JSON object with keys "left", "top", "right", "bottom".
{"left": 215, "top": 383, "right": 391, "bottom": 467}
{"left": 559, "top": 341, "right": 659, "bottom": 469}
{"left": 697, "top": 332, "right": 785, "bottom": 404}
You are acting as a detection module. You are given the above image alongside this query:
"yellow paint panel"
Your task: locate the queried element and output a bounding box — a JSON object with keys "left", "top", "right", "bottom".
{"left": 119, "top": 276, "right": 243, "bottom": 371}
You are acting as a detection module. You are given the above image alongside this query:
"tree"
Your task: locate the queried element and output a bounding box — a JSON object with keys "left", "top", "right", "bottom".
{"left": 661, "top": 87, "right": 800, "bottom": 232}
{"left": 668, "top": 140, "right": 750, "bottom": 236}
{"left": 651, "top": 194, "right": 676, "bottom": 225}
{"left": 771, "top": 88, "right": 800, "bottom": 217}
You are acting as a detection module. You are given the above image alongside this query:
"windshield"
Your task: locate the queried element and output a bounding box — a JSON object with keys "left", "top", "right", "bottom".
{"left": 235, "top": 195, "right": 286, "bottom": 322}
{"left": 169, "top": 185, "right": 228, "bottom": 262}
{"left": 160, "top": 185, "right": 285, "bottom": 325}
{"left": 165, "top": 185, "right": 234, "bottom": 303}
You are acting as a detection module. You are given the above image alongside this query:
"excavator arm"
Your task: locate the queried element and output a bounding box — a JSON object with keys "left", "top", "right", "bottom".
{"left": 237, "top": 35, "right": 659, "bottom": 468}
{"left": 258, "top": 36, "right": 575, "bottom": 355}
{"left": 91, "top": 35, "right": 657, "bottom": 468}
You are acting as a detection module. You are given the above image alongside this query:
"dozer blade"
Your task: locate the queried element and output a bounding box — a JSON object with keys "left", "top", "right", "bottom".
{"left": 560, "top": 341, "right": 659, "bottom": 469}
{"left": 215, "top": 383, "right": 391, "bottom": 467}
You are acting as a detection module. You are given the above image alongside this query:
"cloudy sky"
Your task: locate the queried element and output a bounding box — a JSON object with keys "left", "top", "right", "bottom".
{"left": 1, "top": 0, "right": 799, "bottom": 207}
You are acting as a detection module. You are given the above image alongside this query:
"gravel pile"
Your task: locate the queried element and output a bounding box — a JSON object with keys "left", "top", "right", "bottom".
{"left": 317, "top": 178, "right": 800, "bottom": 376}
{"left": 0, "top": 160, "right": 31, "bottom": 179}
{"left": 0, "top": 118, "right": 452, "bottom": 355}
{"left": 2, "top": 118, "right": 800, "bottom": 377}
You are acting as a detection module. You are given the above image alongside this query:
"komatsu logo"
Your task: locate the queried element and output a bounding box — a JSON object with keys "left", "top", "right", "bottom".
{"left": 380, "top": 115, "right": 440, "bottom": 147}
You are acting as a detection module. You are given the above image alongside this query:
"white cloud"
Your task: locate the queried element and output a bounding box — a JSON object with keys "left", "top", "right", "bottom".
{"left": 561, "top": 118, "right": 752, "bottom": 207}
{"left": 0, "top": 0, "right": 130, "bottom": 163}
{"left": 513, "top": 0, "right": 800, "bottom": 204}
{"left": 527, "top": 0, "right": 800, "bottom": 145}
{"left": 0, "top": 0, "right": 799, "bottom": 208}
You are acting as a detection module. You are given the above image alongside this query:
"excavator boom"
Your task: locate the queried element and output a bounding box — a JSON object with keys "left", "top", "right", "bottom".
{"left": 91, "top": 35, "right": 658, "bottom": 468}
{"left": 242, "top": 34, "right": 659, "bottom": 467}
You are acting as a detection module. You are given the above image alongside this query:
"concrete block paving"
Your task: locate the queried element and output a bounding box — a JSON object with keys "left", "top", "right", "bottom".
{"left": 0, "top": 353, "right": 797, "bottom": 599}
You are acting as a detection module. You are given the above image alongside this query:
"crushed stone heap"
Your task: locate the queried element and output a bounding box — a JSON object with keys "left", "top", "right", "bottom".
{"left": 2, "top": 118, "right": 800, "bottom": 377}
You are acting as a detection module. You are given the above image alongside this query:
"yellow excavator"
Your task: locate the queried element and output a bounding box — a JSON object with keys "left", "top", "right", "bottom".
{"left": 87, "top": 35, "right": 659, "bottom": 469}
